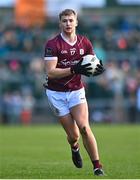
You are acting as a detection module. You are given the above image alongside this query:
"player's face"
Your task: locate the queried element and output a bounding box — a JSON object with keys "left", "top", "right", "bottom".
{"left": 59, "top": 14, "right": 78, "bottom": 35}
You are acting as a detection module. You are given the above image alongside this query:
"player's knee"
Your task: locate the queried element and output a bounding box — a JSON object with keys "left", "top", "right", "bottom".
{"left": 80, "top": 126, "right": 89, "bottom": 136}
{"left": 68, "top": 134, "right": 79, "bottom": 144}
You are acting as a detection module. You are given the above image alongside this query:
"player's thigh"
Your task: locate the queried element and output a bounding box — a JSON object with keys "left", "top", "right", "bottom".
{"left": 46, "top": 89, "right": 70, "bottom": 116}
{"left": 70, "top": 102, "right": 89, "bottom": 128}
{"left": 59, "top": 114, "right": 80, "bottom": 140}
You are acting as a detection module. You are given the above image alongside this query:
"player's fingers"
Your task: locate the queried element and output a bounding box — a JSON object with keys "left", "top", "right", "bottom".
{"left": 93, "top": 71, "right": 103, "bottom": 76}
{"left": 86, "top": 67, "right": 92, "bottom": 71}
{"left": 83, "top": 63, "right": 91, "bottom": 67}
{"left": 94, "top": 68, "right": 105, "bottom": 75}
{"left": 86, "top": 72, "right": 92, "bottom": 77}
{"left": 100, "top": 60, "right": 103, "bottom": 66}
{"left": 96, "top": 65, "right": 105, "bottom": 72}
{"left": 77, "top": 60, "right": 82, "bottom": 65}
{"left": 93, "top": 73, "right": 100, "bottom": 76}
{"left": 97, "top": 64, "right": 103, "bottom": 69}
{"left": 95, "top": 67, "right": 104, "bottom": 72}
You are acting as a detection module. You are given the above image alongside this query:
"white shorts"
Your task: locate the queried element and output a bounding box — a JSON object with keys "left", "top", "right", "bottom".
{"left": 46, "top": 88, "right": 87, "bottom": 117}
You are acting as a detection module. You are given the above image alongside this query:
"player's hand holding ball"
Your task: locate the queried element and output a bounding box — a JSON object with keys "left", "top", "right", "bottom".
{"left": 70, "top": 54, "right": 105, "bottom": 77}
{"left": 81, "top": 54, "right": 105, "bottom": 76}
{"left": 93, "top": 59, "right": 105, "bottom": 76}
{"left": 70, "top": 59, "right": 93, "bottom": 77}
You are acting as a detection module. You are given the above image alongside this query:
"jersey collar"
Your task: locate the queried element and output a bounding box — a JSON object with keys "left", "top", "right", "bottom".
{"left": 61, "top": 33, "right": 77, "bottom": 46}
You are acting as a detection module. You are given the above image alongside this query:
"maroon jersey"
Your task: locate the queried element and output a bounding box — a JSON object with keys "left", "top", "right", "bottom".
{"left": 44, "top": 33, "right": 94, "bottom": 91}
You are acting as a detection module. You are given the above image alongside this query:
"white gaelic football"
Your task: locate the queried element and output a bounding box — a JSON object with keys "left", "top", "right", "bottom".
{"left": 81, "top": 54, "right": 100, "bottom": 74}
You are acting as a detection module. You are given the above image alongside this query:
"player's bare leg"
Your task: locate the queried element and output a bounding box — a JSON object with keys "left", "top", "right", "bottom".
{"left": 70, "top": 102, "right": 104, "bottom": 175}
{"left": 59, "top": 114, "right": 83, "bottom": 168}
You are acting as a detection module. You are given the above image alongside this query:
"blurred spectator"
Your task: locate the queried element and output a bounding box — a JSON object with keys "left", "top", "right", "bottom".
{"left": 1, "top": 92, "right": 13, "bottom": 124}
{"left": 10, "top": 91, "right": 23, "bottom": 124}
{"left": 29, "top": 57, "right": 44, "bottom": 99}
{"left": 122, "top": 61, "right": 138, "bottom": 123}
{"left": 21, "top": 93, "right": 35, "bottom": 125}
{"left": 136, "top": 87, "right": 140, "bottom": 122}
{"left": 0, "top": 96, "right": 2, "bottom": 123}
{"left": 136, "top": 70, "right": 140, "bottom": 123}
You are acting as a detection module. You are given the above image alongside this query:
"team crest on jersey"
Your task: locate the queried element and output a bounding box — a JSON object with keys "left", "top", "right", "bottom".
{"left": 80, "top": 49, "right": 84, "bottom": 55}
{"left": 70, "top": 48, "right": 76, "bottom": 55}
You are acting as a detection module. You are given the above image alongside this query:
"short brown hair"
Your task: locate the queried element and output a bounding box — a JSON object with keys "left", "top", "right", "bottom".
{"left": 59, "top": 9, "right": 77, "bottom": 20}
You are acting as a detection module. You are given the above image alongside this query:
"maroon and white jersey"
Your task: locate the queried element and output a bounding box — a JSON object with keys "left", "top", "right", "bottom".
{"left": 44, "top": 33, "right": 94, "bottom": 91}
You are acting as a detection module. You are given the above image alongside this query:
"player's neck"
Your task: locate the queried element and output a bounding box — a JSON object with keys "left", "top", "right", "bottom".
{"left": 61, "top": 32, "right": 77, "bottom": 43}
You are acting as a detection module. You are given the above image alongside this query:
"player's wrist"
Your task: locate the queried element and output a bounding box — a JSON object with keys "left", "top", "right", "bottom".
{"left": 70, "top": 67, "right": 75, "bottom": 74}
{"left": 70, "top": 61, "right": 82, "bottom": 75}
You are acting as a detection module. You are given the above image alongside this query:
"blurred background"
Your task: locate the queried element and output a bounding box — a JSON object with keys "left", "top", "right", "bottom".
{"left": 0, "top": 0, "right": 140, "bottom": 125}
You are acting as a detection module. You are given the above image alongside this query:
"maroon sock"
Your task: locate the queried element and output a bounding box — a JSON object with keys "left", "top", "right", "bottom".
{"left": 92, "top": 160, "right": 101, "bottom": 169}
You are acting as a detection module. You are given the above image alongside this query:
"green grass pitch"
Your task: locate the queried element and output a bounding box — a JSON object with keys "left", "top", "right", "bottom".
{"left": 0, "top": 124, "right": 140, "bottom": 179}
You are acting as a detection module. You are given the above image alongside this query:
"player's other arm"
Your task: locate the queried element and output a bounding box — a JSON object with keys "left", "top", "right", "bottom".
{"left": 45, "top": 58, "right": 93, "bottom": 79}
{"left": 45, "top": 58, "right": 72, "bottom": 79}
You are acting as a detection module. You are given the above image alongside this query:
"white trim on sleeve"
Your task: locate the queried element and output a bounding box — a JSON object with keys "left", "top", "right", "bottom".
{"left": 44, "top": 56, "right": 57, "bottom": 61}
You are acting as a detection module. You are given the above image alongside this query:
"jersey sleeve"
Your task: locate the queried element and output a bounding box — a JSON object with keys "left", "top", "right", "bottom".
{"left": 84, "top": 37, "right": 95, "bottom": 55}
{"left": 44, "top": 40, "right": 58, "bottom": 61}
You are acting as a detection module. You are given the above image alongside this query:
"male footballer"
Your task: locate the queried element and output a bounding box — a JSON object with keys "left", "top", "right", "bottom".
{"left": 43, "top": 9, "right": 105, "bottom": 176}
